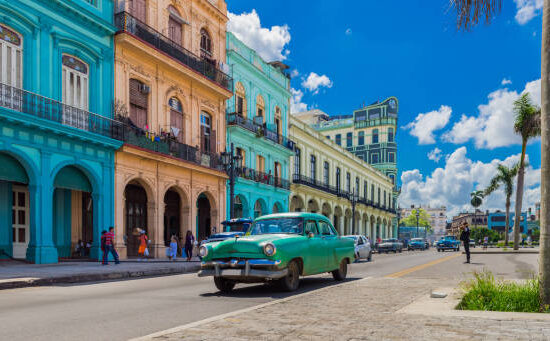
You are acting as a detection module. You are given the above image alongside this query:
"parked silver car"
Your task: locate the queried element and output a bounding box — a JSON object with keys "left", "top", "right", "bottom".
{"left": 343, "top": 235, "right": 372, "bottom": 262}
{"left": 377, "top": 238, "right": 403, "bottom": 253}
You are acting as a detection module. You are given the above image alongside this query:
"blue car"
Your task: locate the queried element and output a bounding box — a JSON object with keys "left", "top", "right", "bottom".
{"left": 201, "top": 218, "right": 253, "bottom": 245}
{"left": 436, "top": 236, "right": 460, "bottom": 252}
{"left": 408, "top": 238, "right": 427, "bottom": 251}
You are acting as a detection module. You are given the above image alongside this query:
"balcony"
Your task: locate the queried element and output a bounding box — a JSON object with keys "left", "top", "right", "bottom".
{"left": 227, "top": 112, "right": 295, "bottom": 150}
{"left": 238, "top": 167, "right": 290, "bottom": 190}
{"left": 114, "top": 12, "right": 233, "bottom": 92}
{"left": 0, "top": 82, "right": 223, "bottom": 171}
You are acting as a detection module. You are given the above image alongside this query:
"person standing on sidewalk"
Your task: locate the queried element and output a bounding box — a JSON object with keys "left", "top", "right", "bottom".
{"left": 103, "top": 227, "right": 120, "bottom": 265}
{"left": 184, "top": 230, "right": 194, "bottom": 261}
{"left": 138, "top": 230, "right": 149, "bottom": 261}
{"left": 460, "top": 222, "right": 471, "bottom": 263}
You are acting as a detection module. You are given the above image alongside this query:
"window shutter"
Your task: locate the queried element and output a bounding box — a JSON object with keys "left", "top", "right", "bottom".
{"left": 210, "top": 129, "right": 216, "bottom": 154}
{"left": 200, "top": 126, "right": 205, "bottom": 152}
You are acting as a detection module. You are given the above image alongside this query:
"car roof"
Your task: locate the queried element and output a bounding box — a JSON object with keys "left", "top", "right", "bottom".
{"left": 255, "top": 212, "right": 331, "bottom": 222}
{"left": 222, "top": 218, "right": 253, "bottom": 224}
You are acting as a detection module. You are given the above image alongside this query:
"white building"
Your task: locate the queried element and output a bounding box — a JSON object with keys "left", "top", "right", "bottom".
{"left": 400, "top": 205, "right": 447, "bottom": 238}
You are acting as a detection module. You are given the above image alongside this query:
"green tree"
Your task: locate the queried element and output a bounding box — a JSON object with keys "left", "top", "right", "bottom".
{"left": 512, "top": 94, "right": 541, "bottom": 250}
{"left": 451, "top": 0, "right": 550, "bottom": 312}
{"left": 399, "top": 208, "right": 431, "bottom": 228}
{"left": 470, "top": 190, "right": 484, "bottom": 228}
{"left": 484, "top": 163, "right": 520, "bottom": 246}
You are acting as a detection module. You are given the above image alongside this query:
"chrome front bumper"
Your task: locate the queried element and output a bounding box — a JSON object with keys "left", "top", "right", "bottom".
{"left": 198, "top": 259, "right": 287, "bottom": 279}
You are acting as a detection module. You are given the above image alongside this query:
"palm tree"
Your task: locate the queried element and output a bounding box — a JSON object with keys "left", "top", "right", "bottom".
{"left": 470, "top": 190, "right": 484, "bottom": 229}
{"left": 484, "top": 163, "right": 520, "bottom": 246}
{"left": 512, "top": 94, "right": 541, "bottom": 250}
{"left": 451, "top": 0, "right": 550, "bottom": 310}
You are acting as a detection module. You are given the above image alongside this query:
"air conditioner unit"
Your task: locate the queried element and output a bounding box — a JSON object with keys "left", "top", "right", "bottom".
{"left": 140, "top": 84, "right": 151, "bottom": 94}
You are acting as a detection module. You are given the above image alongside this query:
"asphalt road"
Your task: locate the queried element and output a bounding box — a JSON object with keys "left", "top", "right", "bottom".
{"left": 0, "top": 249, "right": 538, "bottom": 341}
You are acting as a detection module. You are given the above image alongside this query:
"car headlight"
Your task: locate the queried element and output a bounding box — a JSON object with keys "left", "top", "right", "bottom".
{"left": 263, "top": 243, "right": 276, "bottom": 256}
{"left": 199, "top": 245, "right": 208, "bottom": 258}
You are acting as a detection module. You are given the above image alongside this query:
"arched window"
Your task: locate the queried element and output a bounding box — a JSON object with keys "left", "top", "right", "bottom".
{"left": 255, "top": 95, "right": 265, "bottom": 124}
{"left": 128, "top": 0, "right": 146, "bottom": 22}
{"left": 169, "top": 97, "right": 183, "bottom": 142}
{"left": 274, "top": 106, "right": 282, "bottom": 136}
{"left": 235, "top": 82, "right": 247, "bottom": 117}
{"left": 167, "top": 5, "right": 183, "bottom": 45}
{"left": 62, "top": 55, "right": 89, "bottom": 110}
{"left": 0, "top": 24, "right": 23, "bottom": 89}
{"left": 129, "top": 79, "right": 149, "bottom": 129}
{"left": 372, "top": 129, "right": 379, "bottom": 144}
{"left": 200, "top": 111, "right": 214, "bottom": 153}
{"left": 200, "top": 28, "right": 212, "bottom": 57}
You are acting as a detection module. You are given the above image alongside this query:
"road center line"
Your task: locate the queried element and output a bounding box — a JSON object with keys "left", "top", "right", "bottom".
{"left": 385, "top": 254, "right": 462, "bottom": 278}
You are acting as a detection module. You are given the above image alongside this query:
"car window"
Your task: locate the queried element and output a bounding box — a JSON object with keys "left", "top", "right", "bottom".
{"left": 318, "top": 221, "right": 334, "bottom": 236}
{"left": 357, "top": 237, "right": 364, "bottom": 245}
{"left": 305, "top": 220, "right": 319, "bottom": 235}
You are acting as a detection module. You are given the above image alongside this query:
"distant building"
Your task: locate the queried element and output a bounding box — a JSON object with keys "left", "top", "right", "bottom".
{"left": 400, "top": 205, "right": 447, "bottom": 238}
{"left": 450, "top": 210, "right": 488, "bottom": 235}
{"left": 487, "top": 211, "right": 528, "bottom": 235}
{"left": 536, "top": 202, "right": 541, "bottom": 221}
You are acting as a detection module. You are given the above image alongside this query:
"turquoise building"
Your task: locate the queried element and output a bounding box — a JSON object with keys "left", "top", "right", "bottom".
{"left": 225, "top": 32, "right": 294, "bottom": 219}
{"left": 0, "top": 0, "right": 120, "bottom": 263}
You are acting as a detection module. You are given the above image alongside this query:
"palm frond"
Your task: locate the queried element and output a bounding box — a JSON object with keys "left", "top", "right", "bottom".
{"left": 484, "top": 176, "right": 502, "bottom": 196}
{"left": 452, "top": 0, "right": 502, "bottom": 30}
{"left": 514, "top": 93, "right": 541, "bottom": 139}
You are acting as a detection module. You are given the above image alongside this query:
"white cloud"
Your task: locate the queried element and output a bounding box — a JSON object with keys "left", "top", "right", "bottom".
{"left": 427, "top": 148, "right": 443, "bottom": 163}
{"left": 399, "top": 147, "right": 540, "bottom": 218}
{"left": 501, "top": 78, "right": 512, "bottom": 86}
{"left": 443, "top": 79, "right": 541, "bottom": 149}
{"left": 301, "top": 72, "right": 333, "bottom": 95}
{"left": 291, "top": 69, "right": 299, "bottom": 78}
{"left": 345, "top": 28, "right": 352, "bottom": 35}
{"left": 227, "top": 10, "right": 291, "bottom": 61}
{"left": 514, "top": 0, "right": 543, "bottom": 25}
{"left": 404, "top": 105, "right": 452, "bottom": 144}
{"left": 290, "top": 88, "right": 308, "bottom": 113}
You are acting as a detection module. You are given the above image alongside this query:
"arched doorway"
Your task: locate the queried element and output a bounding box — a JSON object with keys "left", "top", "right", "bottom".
{"left": 307, "top": 199, "right": 319, "bottom": 213}
{"left": 52, "top": 165, "right": 93, "bottom": 259}
{"left": 344, "top": 208, "right": 352, "bottom": 235}
{"left": 290, "top": 195, "right": 304, "bottom": 212}
{"left": 334, "top": 206, "right": 343, "bottom": 234}
{"left": 272, "top": 201, "right": 283, "bottom": 214}
{"left": 0, "top": 153, "right": 30, "bottom": 259}
{"left": 197, "top": 193, "right": 211, "bottom": 242}
{"left": 254, "top": 198, "right": 266, "bottom": 218}
{"left": 164, "top": 189, "right": 180, "bottom": 247}
{"left": 234, "top": 194, "right": 249, "bottom": 218}
{"left": 125, "top": 183, "right": 148, "bottom": 257}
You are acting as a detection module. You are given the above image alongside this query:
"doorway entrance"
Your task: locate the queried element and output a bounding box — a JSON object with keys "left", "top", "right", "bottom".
{"left": 164, "top": 189, "right": 180, "bottom": 246}
{"left": 12, "top": 186, "right": 29, "bottom": 259}
{"left": 125, "top": 184, "right": 148, "bottom": 257}
{"left": 197, "top": 193, "right": 211, "bottom": 242}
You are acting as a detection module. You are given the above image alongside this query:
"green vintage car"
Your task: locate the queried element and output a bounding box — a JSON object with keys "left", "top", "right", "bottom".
{"left": 198, "top": 212, "right": 355, "bottom": 292}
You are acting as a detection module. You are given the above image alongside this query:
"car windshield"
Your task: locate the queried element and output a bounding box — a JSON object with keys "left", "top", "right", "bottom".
{"left": 224, "top": 222, "right": 249, "bottom": 233}
{"left": 248, "top": 218, "right": 303, "bottom": 235}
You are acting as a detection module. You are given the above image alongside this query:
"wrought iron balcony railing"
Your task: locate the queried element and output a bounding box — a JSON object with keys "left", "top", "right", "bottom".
{"left": 115, "top": 12, "right": 233, "bottom": 92}
{"left": 238, "top": 167, "right": 290, "bottom": 190}
{"left": 227, "top": 112, "right": 295, "bottom": 150}
{"left": 0, "top": 82, "right": 222, "bottom": 171}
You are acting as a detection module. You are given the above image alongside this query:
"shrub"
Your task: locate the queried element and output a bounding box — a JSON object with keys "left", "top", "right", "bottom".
{"left": 457, "top": 271, "right": 549, "bottom": 313}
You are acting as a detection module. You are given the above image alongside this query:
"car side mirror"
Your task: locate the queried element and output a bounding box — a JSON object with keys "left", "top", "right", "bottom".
{"left": 308, "top": 232, "right": 315, "bottom": 239}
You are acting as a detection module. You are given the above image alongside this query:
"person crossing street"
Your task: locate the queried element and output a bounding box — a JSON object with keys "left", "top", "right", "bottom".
{"left": 460, "top": 222, "right": 471, "bottom": 264}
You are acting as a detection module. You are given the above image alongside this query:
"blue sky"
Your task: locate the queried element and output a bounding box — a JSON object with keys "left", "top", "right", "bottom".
{"left": 227, "top": 0, "right": 542, "bottom": 216}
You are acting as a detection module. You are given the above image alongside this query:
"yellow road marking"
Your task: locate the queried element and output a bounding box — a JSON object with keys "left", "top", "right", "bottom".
{"left": 385, "top": 253, "right": 462, "bottom": 278}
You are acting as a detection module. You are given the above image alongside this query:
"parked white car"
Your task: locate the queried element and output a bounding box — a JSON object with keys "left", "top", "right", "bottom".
{"left": 343, "top": 235, "right": 372, "bottom": 262}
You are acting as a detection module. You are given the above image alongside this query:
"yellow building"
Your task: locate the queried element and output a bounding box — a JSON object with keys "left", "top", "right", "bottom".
{"left": 289, "top": 116, "right": 396, "bottom": 240}
{"left": 112, "top": 0, "right": 232, "bottom": 258}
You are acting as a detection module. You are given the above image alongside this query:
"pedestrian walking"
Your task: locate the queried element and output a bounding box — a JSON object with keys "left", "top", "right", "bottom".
{"left": 138, "top": 230, "right": 149, "bottom": 261}
{"left": 460, "top": 222, "right": 471, "bottom": 263}
{"left": 483, "top": 236, "right": 488, "bottom": 250}
{"left": 169, "top": 235, "right": 178, "bottom": 261}
{"left": 100, "top": 231, "right": 107, "bottom": 264}
{"left": 184, "top": 230, "right": 194, "bottom": 261}
{"left": 102, "top": 227, "right": 120, "bottom": 265}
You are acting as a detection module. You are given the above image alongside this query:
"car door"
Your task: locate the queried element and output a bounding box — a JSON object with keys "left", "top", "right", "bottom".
{"left": 356, "top": 235, "right": 366, "bottom": 258}
{"left": 318, "top": 220, "right": 339, "bottom": 271}
{"left": 303, "top": 220, "right": 326, "bottom": 275}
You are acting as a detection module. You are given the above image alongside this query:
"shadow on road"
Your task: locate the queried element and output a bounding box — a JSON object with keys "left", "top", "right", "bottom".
{"left": 200, "top": 276, "right": 363, "bottom": 299}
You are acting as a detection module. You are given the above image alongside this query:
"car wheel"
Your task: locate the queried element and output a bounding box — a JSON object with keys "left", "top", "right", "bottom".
{"left": 279, "top": 260, "right": 300, "bottom": 292}
{"left": 332, "top": 259, "right": 348, "bottom": 281}
{"left": 367, "top": 252, "right": 372, "bottom": 262}
{"left": 214, "top": 277, "right": 236, "bottom": 293}
{"left": 437, "top": 249, "right": 441, "bottom": 252}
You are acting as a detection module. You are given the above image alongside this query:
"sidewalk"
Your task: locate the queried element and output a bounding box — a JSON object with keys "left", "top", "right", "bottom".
{"left": 467, "top": 246, "right": 539, "bottom": 254}
{"left": 0, "top": 258, "right": 200, "bottom": 290}
{"left": 141, "top": 277, "right": 550, "bottom": 341}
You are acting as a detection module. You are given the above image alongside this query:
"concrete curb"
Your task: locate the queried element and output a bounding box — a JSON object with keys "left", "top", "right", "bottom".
{"left": 464, "top": 250, "right": 539, "bottom": 254}
{"left": 0, "top": 264, "right": 200, "bottom": 290}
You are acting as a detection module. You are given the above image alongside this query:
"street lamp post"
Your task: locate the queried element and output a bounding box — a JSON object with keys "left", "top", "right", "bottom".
{"left": 351, "top": 187, "right": 358, "bottom": 234}
{"left": 221, "top": 143, "right": 243, "bottom": 220}
{"left": 415, "top": 210, "right": 420, "bottom": 238}
{"left": 397, "top": 210, "right": 401, "bottom": 240}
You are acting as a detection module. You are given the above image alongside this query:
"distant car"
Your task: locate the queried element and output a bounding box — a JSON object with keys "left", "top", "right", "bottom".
{"left": 436, "top": 236, "right": 460, "bottom": 252}
{"left": 201, "top": 218, "right": 253, "bottom": 245}
{"left": 377, "top": 238, "right": 403, "bottom": 253}
{"left": 408, "top": 238, "right": 426, "bottom": 251}
{"left": 343, "top": 235, "right": 372, "bottom": 262}
{"left": 469, "top": 239, "right": 476, "bottom": 248}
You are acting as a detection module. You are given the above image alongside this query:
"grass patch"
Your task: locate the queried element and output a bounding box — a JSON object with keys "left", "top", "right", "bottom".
{"left": 457, "top": 271, "right": 549, "bottom": 313}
